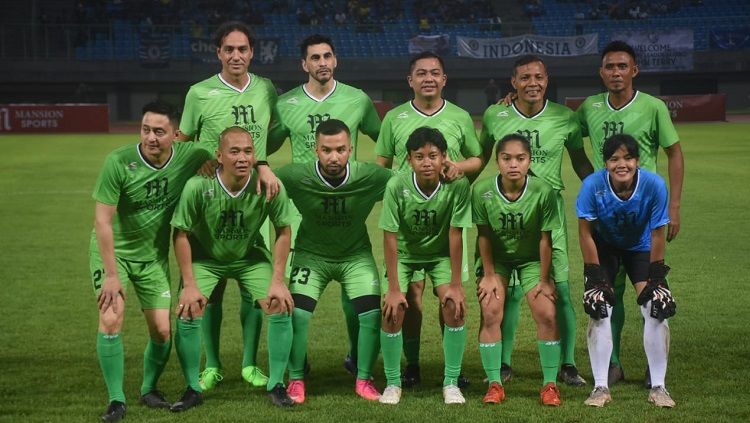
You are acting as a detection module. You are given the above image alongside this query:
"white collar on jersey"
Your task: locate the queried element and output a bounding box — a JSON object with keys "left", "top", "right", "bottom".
{"left": 511, "top": 99, "right": 548, "bottom": 119}
{"left": 216, "top": 166, "right": 253, "bottom": 198}
{"left": 136, "top": 144, "right": 175, "bottom": 171}
{"left": 606, "top": 90, "right": 639, "bottom": 112}
{"left": 218, "top": 73, "right": 252, "bottom": 93}
{"left": 495, "top": 175, "right": 529, "bottom": 203}
{"left": 302, "top": 80, "right": 337, "bottom": 102}
{"left": 410, "top": 98, "right": 447, "bottom": 117}
{"left": 606, "top": 168, "right": 641, "bottom": 202}
{"left": 315, "top": 160, "right": 350, "bottom": 189}
{"left": 412, "top": 171, "right": 442, "bottom": 200}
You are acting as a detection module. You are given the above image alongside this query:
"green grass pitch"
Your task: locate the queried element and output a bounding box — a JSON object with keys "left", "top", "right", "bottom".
{"left": 1, "top": 122, "right": 748, "bottom": 422}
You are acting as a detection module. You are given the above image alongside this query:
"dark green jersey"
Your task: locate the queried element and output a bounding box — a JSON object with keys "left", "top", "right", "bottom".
{"left": 180, "top": 73, "right": 278, "bottom": 159}
{"left": 375, "top": 100, "right": 482, "bottom": 173}
{"left": 577, "top": 91, "right": 679, "bottom": 171}
{"left": 276, "top": 161, "right": 392, "bottom": 260}
{"left": 171, "top": 170, "right": 293, "bottom": 262}
{"left": 92, "top": 142, "right": 211, "bottom": 260}
{"left": 472, "top": 175, "right": 558, "bottom": 264}
{"left": 480, "top": 100, "right": 583, "bottom": 190}
{"left": 379, "top": 172, "right": 471, "bottom": 262}
{"left": 271, "top": 80, "right": 381, "bottom": 163}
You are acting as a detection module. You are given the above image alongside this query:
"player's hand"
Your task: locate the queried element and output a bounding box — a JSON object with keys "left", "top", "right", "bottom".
{"left": 441, "top": 284, "right": 466, "bottom": 321}
{"left": 266, "top": 282, "right": 294, "bottom": 315}
{"left": 533, "top": 280, "right": 557, "bottom": 303}
{"left": 176, "top": 285, "right": 206, "bottom": 321}
{"left": 476, "top": 273, "right": 501, "bottom": 306}
{"left": 441, "top": 159, "right": 464, "bottom": 181}
{"left": 498, "top": 92, "right": 517, "bottom": 106}
{"left": 197, "top": 159, "right": 218, "bottom": 178}
{"left": 382, "top": 290, "right": 407, "bottom": 324}
{"left": 97, "top": 274, "right": 125, "bottom": 313}
{"left": 256, "top": 164, "right": 280, "bottom": 201}
{"left": 667, "top": 204, "right": 680, "bottom": 242}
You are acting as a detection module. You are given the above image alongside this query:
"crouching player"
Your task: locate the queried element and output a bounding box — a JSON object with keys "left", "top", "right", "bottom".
{"left": 378, "top": 127, "right": 471, "bottom": 405}
{"left": 170, "top": 127, "right": 296, "bottom": 410}
{"left": 472, "top": 134, "right": 562, "bottom": 406}
{"left": 576, "top": 134, "right": 676, "bottom": 408}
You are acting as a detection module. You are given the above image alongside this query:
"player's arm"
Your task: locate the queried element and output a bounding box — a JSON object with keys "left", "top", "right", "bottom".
{"left": 567, "top": 147, "right": 594, "bottom": 181}
{"left": 382, "top": 230, "right": 407, "bottom": 323}
{"left": 650, "top": 225, "right": 666, "bottom": 263}
{"left": 255, "top": 162, "right": 280, "bottom": 201}
{"left": 173, "top": 229, "right": 205, "bottom": 320}
{"left": 95, "top": 202, "right": 125, "bottom": 312}
{"left": 267, "top": 225, "right": 294, "bottom": 314}
{"left": 361, "top": 97, "right": 382, "bottom": 142}
{"left": 664, "top": 142, "right": 684, "bottom": 242}
{"left": 578, "top": 218, "right": 599, "bottom": 264}
{"left": 376, "top": 155, "right": 393, "bottom": 168}
{"left": 176, "top": 132, "right": 193, "bottom": 142}
{"left": 444, "top": 156, "right": 482, "bottom": 182}
{"left": 534, "top": 230, "right": 556, "bottom": 302}
{"left": 267, "top": 107, "right": 290, "bottom": 156}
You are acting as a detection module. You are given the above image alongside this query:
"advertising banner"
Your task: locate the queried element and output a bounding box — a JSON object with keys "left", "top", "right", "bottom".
{"left": 611, "top": 29, "right": 694, "bottom": 72}
{"left": 409, "top": 34, "right": 451, "bottom": 55}
{"left": 457, "top": 33, "right": 598, "bottom": 58}
{"left": 565, "top": 94, "right": 726, "bottom": 122}
{"left": 0, "top": 104, "right": 109, "bottom": 133}
{"left": 709, "top": 28, "right": 750, "bottom": 50}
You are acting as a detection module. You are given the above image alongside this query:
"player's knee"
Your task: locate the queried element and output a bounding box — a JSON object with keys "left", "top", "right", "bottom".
{"left": 292, "top": 294, "right": 317, "bottom": 313}
{"left": 441, "top": 302, "right": 463, "bottom": 326}
{"left": 533, "top": 308, "right": 557, "bottom": 331}
{"left": 351, "top": 295, "right": 380, "bottom": 314}
{"left": 481, "top": 301, "right": 503, "bottom": 328}
{"left": 265, "top": 300, "right": 286, "bottom": 315}
{"left": 98, "top": 313, "right": 122, "bottom": 334}
{"left": 152, "top": 326, "right": 171, "bottom": 343}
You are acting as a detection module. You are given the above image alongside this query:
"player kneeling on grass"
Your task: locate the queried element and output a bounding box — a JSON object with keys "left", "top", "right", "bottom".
{"left": 577, "top": 134, "right": 676, "bottom": 408}
{"left": 379, "top": 127, "right": 471, "bottom": 405}
{"left": 91, "top": 101, "right": 212, "bottom": 422}
{"left": 472, "top": 134, "right": 562, "bottom": 406}
{"left": 170, "top": 127, "right": 296, "bottom": 410}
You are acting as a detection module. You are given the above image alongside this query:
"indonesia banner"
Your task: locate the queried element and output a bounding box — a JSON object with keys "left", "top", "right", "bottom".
{"left": 409, "top": 34, "right": 451, "bottom": 55}
{"left": 611, "top": 29, "right": 693, "bottom": 72}
{"left": 457, "top": 33, "right": 598, "bottom": 58}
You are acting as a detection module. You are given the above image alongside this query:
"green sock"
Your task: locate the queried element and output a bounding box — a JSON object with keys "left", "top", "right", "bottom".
{"left": 537, "top": 340, "right": 561, "bottom": 385}
{"left": 380, "top": 329, "right": 403, "bottom": 387}
{"left": 266, "top": 313, "right": 292, "bottom": 391}
{"left": 501, "top": 284, "right": 524, "bottom": 366}
{"left": 240, "top": 296, "right": 263, "bottom": 368}
{"left": 201, "top": 303, "right": 223, "bottom": 369}
{"left": 610, "top": 275, "right": 626, "bottom": 367}
{"left": 97, "top": 332, "right": 126, "bottom": 403}
{"left": 403, "top": 337, "right": 420, "bottom": 366}
{"left": 289, "top": 308, "right": 312, "bottom": 380}
{"left": 356, "top": 309, "right": 381, "bottom": 380}
{"left": 554, "top": 281, "right": 577, "bottom": 366}
{"left": 341, "top": 290, "right": 359, "bottom": 361}
{"left": 479, "top": 342, "right": 503, "bottom": 384}
{"left": 176, "top": 318, "right": 203, "bottom": 392}
{"left": 442, "top": 325, "right": 467, "bottom": 386}
{"left": 140, "top": 338, "right": 171, "bottom": 396}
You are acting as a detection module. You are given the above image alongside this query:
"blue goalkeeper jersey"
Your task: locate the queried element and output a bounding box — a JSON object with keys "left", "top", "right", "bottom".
{"left": 576, "top": 168, "right": 669, "bottom": 252}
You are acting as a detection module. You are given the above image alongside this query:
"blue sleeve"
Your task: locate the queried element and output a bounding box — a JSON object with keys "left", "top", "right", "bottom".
{"left": 576, "top": 174, "right": 599, "bottom": 221}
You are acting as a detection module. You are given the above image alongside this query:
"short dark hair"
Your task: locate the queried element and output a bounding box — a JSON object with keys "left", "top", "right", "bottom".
{"left": 300, "top": 34, "right": 335, "bottom": 58}
{"left": 513, "top": 54, "right": 547, "bottom": 76}
{"left": 602, "top": 133, "right": 639, "bottom": 162}
{"left": 408, "top": 51, "right": 445, "bottom": 74}
{"left": 602, "top": 40, "right": 636, "bottom": 63}
{"left": 406, "top": 127, "right": 448, "bottom": 154}
{"left": 142, "top": 100, "right": 180, "bottom": 125}
{"left": 495, "top": 133, "right": 531, "bottom": 160}
{"left": 219, "top": 126, "right": 253, "bottom": 149}
{"left": 213, "top": 21, "right": 255, "bottom": 49}
{"left": 315, "top": 118, "right": 350, "bottom": 139}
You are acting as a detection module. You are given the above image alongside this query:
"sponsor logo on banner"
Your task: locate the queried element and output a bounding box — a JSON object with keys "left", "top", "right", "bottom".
{"left": 0, "top": 104, "right": 109, "bottom": 133}
{"left": 139, "top": 33, "right": 171, "bottom": 68}
{"left": 409, "top": 34, "right": 451, "bottom": 55}
{"left": 457, "top": 34, "right": 598, "bottom": 58}
{"left": 258, "top": 39, "right": 279, "bottom": 64}
{"left": 611, "top": 29, "right": 693, "bottom": 72}
{"left": 709, "top": 28, "right": 750, "bottom": 50}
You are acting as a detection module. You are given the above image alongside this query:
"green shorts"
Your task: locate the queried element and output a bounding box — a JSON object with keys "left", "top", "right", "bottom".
{"left": 385, "top": 257, "right": 465, "bottom": 293}
{"left": 397, "top": 230, "right": 470, "bottom": 284}
{"left": 289, "top": 251, "right": 381, "bottom": 301}
{"left": 89, "top": 235, "right": 171, "bottom": 309}
{"left": 189, "top": 248, "right": 272, "bottom": 302}
{"left": 475, "top": 259, "right": 542, "bottom": 295}
{"left": 551, "top": 191, "right": 570, "bottom": 283}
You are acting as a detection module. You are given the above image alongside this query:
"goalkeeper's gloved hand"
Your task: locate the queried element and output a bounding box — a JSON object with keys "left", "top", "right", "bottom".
{"left": 582, "top": 263, "right": 614, "bottom": 320}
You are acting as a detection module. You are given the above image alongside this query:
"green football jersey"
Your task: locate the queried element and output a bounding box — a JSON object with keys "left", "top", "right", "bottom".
{"left": 92, "top": 142, "right": 211, "bottom": 261}
{"left": 276, "top": 161, "right": 392, "bottom": 260}
{"left": 480, "top": 100, "right": 583, "bottom": 191}
{"left": 577, "top": 91, "right": 679, "bottom": 171}
{"left": 171, "top": 170, "right": 293, "bottom": 262}
{"left": 379, "top": 172, "right": 471, "bottom": 262}
{"left": 180, "top": 73, "right": 278, "bottom": 159}
{"left": 375, "top": 100, "right": 482, "bottom": 173}
{"left": 271, "top": 80, "right": 381, "bottom": 163}
{"left": 472, "top": 175, "right": 558, "bottom": 264}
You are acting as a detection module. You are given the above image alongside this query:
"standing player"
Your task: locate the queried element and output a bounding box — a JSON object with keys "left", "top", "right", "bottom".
{"left": 170, "top": 127, "right": 295, "bottom": 410}
{"left": 480, "top": 55, "right": 593, "bottom": 386}
{"left": 473, "top": 134, "right": 562, "bottom": 406}
{"left": 268, "top": 34, "right": 382, "bottom": 374}
{"left": 375, "top": 51, "right": 483, "bottom": 387}
{"left": 91, "top": 101, "right": 211, "bottom": 422}
{"left": 379, "top": 127, "right": 471, "bottom": 405}
{"left": 276, "top": 119, "right": 392, "bottom": 403}
{"left": 576, "top": 134, "right": 676, "bottom": 408}
{"left": 577, "top": 40, "right": 683, "bottom": 385}
{"left": 178, "top": 20, "right": 280, "bottom": 391}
